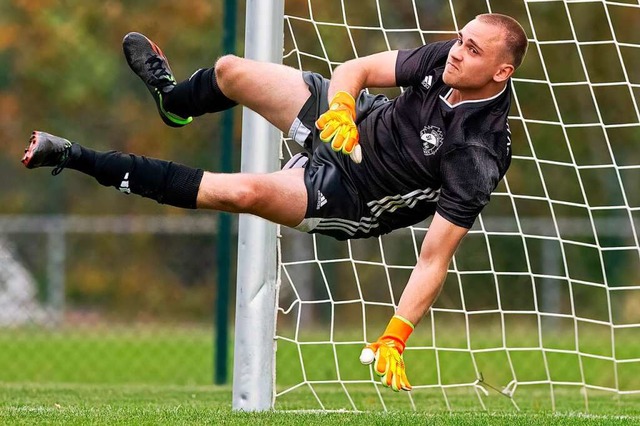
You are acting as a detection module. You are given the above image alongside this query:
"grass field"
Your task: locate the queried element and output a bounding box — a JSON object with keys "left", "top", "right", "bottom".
{"left": 2, "top": 324, "right": 640, "bottom": 424}
{"left": 2, "top": 383, "right": 640, "bottom": 425}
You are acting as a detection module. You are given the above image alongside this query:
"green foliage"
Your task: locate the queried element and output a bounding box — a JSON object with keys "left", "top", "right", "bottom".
{"left": 1, "top": 0, "right": 230, "bottom": 214}
{"left": 1, "top": 1, "right": 235, "bottom": 319}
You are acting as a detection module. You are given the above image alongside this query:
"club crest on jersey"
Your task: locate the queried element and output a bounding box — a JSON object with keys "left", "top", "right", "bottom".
{"left": 420, "top": 125, "right": 444, "bottom": 156}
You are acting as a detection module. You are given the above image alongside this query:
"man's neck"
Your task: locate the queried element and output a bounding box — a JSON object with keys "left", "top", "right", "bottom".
{"left": 447, "top": 82, "right": 507, "bottom": 106}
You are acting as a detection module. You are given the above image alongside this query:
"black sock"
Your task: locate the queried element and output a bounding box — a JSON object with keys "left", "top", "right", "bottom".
{"left": 68, "top": 143, "right": 96, "bottom": 176}
{"left": 163, "top": 67, "right": 237, "bottom": 118}
{"left": 67, "top": 144, "right": 204, "bottom": 209}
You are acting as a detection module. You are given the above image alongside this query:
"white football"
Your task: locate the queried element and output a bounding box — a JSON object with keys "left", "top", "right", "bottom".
{"left": 350, "top": 145, "right": 362, "bottom": 164}
{"left": 359, "top": 347, "right": 375, "bottom": 364}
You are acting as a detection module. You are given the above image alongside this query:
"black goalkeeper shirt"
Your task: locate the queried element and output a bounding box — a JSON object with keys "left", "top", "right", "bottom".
{"left": 341, "top": 39, "right": 512, "bottom": 233}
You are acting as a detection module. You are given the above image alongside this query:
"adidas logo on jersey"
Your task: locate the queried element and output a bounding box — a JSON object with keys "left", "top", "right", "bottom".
{"left": 316, "top": 191, "right": 327, "bottom": 210}
{"left": 119, "top": 172, "right": 131, "bottom": 194}
{"left": 421, "top": 74, "right": 433, "bottom": 89}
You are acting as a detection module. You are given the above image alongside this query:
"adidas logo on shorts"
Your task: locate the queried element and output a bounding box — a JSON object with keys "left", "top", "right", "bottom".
{"left": 316, "top": 191, "right": 327, "bottom": 210}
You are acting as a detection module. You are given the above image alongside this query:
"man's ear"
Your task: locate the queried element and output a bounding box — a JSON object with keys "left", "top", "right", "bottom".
{"left": 493, "top": 63, "right": 514, "bottom": 83}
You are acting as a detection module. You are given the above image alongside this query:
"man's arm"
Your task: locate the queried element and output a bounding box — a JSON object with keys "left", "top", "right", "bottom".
{"left": 396, "top": 212, "right": 469, "bottom": 325}
{"left": 327, "top": 50, "right": 399, "bottom": 99}
{"left": 361, "top": 212, "right": 468, "bottom": 391}
{"left": 315, "top": 51, "right": 399, "bottom": 163}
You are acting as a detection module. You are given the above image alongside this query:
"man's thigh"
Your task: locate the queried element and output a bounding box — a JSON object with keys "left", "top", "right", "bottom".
{"left": 218, "top": 57, "right": 311, "bottom": 134}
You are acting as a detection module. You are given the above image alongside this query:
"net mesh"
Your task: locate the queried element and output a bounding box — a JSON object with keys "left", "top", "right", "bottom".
{"left": 275, "top": 0, "right": 640, "bottom": 412}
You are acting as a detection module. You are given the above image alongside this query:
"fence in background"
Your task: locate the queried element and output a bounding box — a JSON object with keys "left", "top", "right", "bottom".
{"left": 0, "top": 214, "right": 222, "bottom": 386}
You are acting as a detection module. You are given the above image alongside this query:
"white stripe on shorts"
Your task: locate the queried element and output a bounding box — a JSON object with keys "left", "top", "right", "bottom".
{"left": 368, "top": 188, "right": 440, "bottom": 217}
{"left": 294, "top": 187, "right": 439, "bottom": 237}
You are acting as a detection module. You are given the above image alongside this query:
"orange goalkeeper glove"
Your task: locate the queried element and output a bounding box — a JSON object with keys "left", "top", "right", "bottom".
{"left": 315, "top": 91, "right": 362, "bottom": 163}
{"left": 360, "top": 315, "right": 414, "bottom": 391}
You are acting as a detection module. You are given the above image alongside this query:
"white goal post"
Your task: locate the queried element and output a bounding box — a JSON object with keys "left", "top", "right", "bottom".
{"left": 234, "top": 0, "right": 640, "bottom": 412}
{"left": 232, "top": 0, "right": 284, "bottom": 411}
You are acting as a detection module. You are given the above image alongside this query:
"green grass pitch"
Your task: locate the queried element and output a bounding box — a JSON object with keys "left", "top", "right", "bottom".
{"left": 2, "top": 383, "right": 640, "bottom": 425}
{"left": 2, "top": 326, "right": 640, "bottom": 424}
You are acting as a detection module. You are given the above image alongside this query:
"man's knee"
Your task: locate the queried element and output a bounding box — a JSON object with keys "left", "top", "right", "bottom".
{"left": 215, "top": 55, "right": 243, "bottom": 95}
{"left": 228, "top": 178, "right": 263, "bottom": 213}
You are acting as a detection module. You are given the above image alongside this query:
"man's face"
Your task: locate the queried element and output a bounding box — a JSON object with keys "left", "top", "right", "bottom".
{"left": 443, "top": 19, "right": 507, "bottom": 90}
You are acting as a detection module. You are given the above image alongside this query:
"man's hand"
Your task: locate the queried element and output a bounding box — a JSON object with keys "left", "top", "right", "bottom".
{"left": 360, "top": 315, "right": 414, "bottom": 391}
{"left": 315, "top": 91, "right": 362, "bottom": 163}
{"left": 361, "top": 339, "right": 412, "bottom": 391}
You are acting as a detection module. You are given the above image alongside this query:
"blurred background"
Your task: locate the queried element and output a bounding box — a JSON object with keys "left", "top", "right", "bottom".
{"left": 0, "top": 0, "right": 240, "bottom": 386}
{"left": 0, "top": 0, "right": 639, "bottom": 408}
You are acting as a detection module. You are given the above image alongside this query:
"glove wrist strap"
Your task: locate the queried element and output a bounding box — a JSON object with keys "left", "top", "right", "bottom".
{"left": 381, "top": 314, "right": 415, "bottom": 354}
{"left": 329, "top": 91, "right": 356, "bottom": 118}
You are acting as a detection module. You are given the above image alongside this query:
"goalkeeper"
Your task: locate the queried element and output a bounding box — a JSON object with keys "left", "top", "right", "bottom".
{"left": 21, "top": 13, "right": 527, "bottom": 391}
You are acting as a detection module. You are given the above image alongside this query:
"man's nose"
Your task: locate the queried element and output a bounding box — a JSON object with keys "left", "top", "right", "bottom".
{"left": 450, "top": 45, "right": 463, "bottom": 61}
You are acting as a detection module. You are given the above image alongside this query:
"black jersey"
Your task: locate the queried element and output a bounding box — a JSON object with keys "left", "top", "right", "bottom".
{"left": 337, "top": 39, "right": 512, "bottom": 234}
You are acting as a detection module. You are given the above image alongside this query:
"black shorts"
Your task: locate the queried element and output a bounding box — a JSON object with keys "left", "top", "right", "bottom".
{"left": 285, "top": 72, "right": 388, "bottom": 240}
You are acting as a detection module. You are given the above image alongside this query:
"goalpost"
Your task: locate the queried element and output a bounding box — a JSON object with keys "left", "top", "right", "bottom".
{"left": 234, "top": 0, "right": 640, "bottom": 412}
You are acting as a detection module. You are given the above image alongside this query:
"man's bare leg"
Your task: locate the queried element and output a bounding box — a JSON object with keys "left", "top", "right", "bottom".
{"left": 197, "top": 167, "right": 307, "bottom": 228}
{"left": 213, "top": 55, "right": 312, "bottom": 134}
{"left": 23, "top": 132, "right": 308, "bottom": 228}
{"left": 23, "top": 131, "right": 309, "bottom": 229}
{"left": 124, "top": 33, "right": 313, "bottom": 134}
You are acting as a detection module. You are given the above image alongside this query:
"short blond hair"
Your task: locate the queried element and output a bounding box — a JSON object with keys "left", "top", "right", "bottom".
{"left": 476, "top": 13, "right": 528, "bottom": 69}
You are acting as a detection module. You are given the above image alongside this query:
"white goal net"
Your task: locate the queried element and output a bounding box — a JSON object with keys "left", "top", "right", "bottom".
{"left": 272, "top": 0, "right": 639, "bottom": 412}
